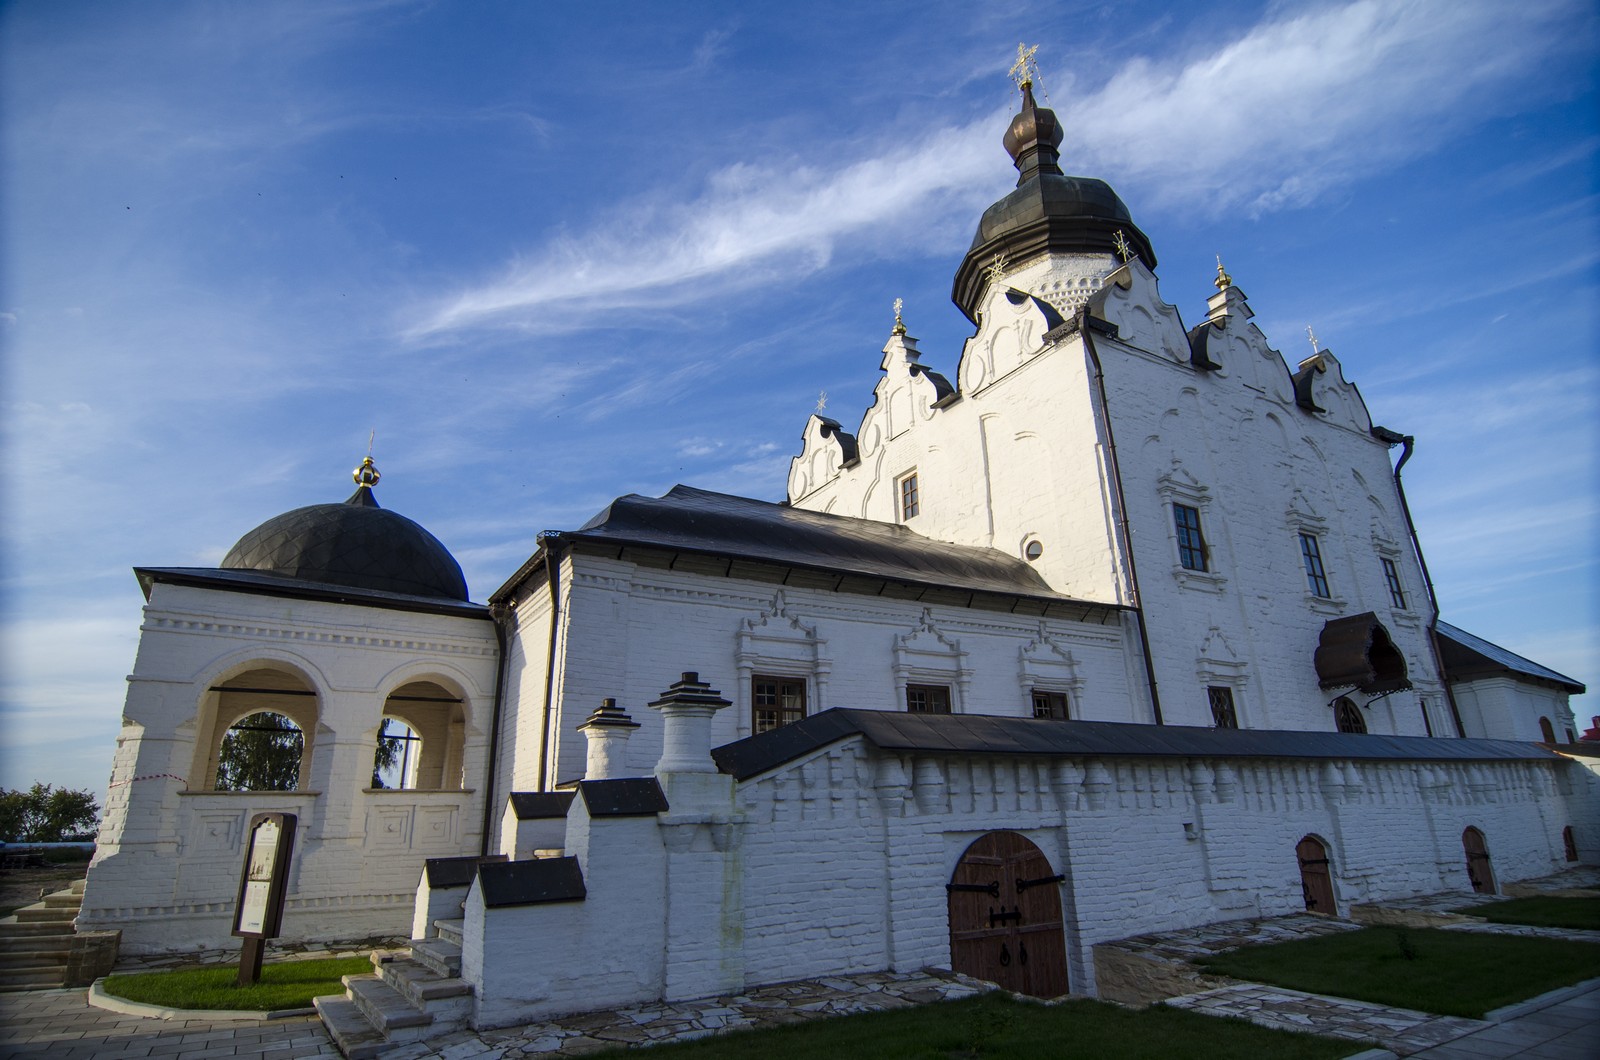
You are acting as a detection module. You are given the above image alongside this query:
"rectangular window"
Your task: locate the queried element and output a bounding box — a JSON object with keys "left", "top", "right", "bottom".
{"left": 899, "top": 472, "right": 920, "bottom": 520}
{"left": 1208, "top": 686, "right": 1238, "bottom": 729}
{"left": 1031, "top": 690, "right": 1069, "bottom": 720}
{"left": 752, "top": 675, "right": 806, "bottom": 734}
{"left": 1299, "top": 533, "right": 1331, "bottom": 597}
{"left": 905, "top": 684, "right": 951, "bottom": 714}
{"left": 1174, "top": 504, "right": 1208, "bottom": 572}
{"left": 1381, "top": 557, "right": 1407, "bottom": 609}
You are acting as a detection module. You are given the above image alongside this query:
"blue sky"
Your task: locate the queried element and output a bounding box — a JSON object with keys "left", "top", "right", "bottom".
{"left": 2, "top": 0, "right": 1596, "bottom": 798}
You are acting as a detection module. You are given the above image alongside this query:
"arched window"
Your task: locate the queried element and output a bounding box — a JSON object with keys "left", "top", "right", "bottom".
{"left": 194, "top": 668, "right": 318, "bottom": 791}
{"left": 369, "top": 680, "right": 466, "bottom": 791}
{"left": 216, "top": 712, "right": 303, "bottom": 791}
{"left": 1334, "top": 696, "right": 1367, "bottom": 734}
{"left": 1539, "top": 717, "right": 1556, "bottom": 743}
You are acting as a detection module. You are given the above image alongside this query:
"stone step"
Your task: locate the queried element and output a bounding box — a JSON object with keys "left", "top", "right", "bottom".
{"left": 313, "top": 994, "right": 391, "bottom": 1060}
{"left": 0, "top": 921, "right": 73, "bottom": 939}
{"left": 12, "top": 904, "right": 75, "bottom": 925}
{"left": 375, "top": 957, "right": 471, "bottom": 1027}
{"left": 432, "top": 918, "right": 464, "bottom": 947}
{"left": 0, "top": 940, "right": 74, "bottom": 964}
{"left": 343, "top": 974, "right": 433, "bottom": 1043}
{"left": 70, "top": 878, "right": 86, "bottom": 895}
{"left": 42, "top": 892, "right": 82, "bottom": 910}
{"left": 408, "top": 937, "right": 462, "bottom": 979}
{"left": 0, "top": 966, "right": 64, "bottom": 989}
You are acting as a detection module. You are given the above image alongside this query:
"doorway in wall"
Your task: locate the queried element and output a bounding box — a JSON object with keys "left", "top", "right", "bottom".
{"left": 1463, "top": 827, "right": 1496, "bottom": 894}
{"left": 1297, "top": 836, "right": 1337, "bottom": 915}
{"left": 946, "top": 831, "right": 1068, "bottom": 998}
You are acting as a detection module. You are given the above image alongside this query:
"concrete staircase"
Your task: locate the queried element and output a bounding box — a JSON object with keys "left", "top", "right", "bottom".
{"left": 0, "top": 879, "right": 83, "bottom": 991}
{"left": 314, "top": 918, "right": 473, "bottom": 1058}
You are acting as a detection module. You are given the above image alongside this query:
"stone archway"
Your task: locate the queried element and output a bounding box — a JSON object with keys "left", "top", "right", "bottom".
{"left": 946, "top": 831, "right": 1068, "bottom": 998}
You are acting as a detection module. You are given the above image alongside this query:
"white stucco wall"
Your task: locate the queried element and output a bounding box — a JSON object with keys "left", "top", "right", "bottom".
{"left": 81, "top": 581, "right": 499, "bottom": 953}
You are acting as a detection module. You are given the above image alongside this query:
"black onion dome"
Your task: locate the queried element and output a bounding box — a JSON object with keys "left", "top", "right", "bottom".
{"left": 952, "top": 82, "right": 1156, "bottom": 324}
{"left": 222, "top": 476, "right": 469, "bottom": 601}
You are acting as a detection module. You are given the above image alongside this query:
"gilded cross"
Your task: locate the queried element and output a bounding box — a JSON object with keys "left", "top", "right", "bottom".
{"left": 1113, "top": 230, "right": 1133, "bottom": 263}
{"left": 1010, "top": 43, "right": 1039, "bottom": 89}
{"left": 1307, "top": 326, "right": 1320, "bottom": 353}
{"left": 985, "top": 252, "right": 1009, "bottom": 284}
{"left": 815, "top": 390, "right": 828, "bottom": 414}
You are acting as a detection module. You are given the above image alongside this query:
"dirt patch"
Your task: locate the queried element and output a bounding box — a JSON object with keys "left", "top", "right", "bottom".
{"left": 0, "top": 861, "right": 88, "bottom": 918}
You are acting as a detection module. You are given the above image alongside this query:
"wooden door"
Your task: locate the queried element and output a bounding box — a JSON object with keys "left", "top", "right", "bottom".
{"left": 1463, "top": 827, "right": 1496, "bottom": 894}
{"left": 947, "top": 831, "right": 1068, "bottom": 998}
{"left": 1296, "top": 836, "right": 1337, "bottom": 915}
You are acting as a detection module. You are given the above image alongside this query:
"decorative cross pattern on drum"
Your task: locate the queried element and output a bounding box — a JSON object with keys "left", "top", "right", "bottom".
{"left": 946, "top": 831, "right": 1068, "bottom": 998}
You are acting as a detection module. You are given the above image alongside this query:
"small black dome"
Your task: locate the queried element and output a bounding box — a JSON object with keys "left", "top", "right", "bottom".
{"left": 951, "top": 83, "right": 1156, "bottom": 323}
{"left": 222, "top": 482, "right": 469, "bottom": 601}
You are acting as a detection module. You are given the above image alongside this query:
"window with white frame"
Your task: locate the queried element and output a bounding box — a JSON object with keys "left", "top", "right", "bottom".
{"left": 1207, "top": 686, "right": 1239, "bottom": 729}
{"left": 906, "top": 684, "right": 951, "bottom": 714}
{"left": 1300, "top": 533, "right": 1331, "bottom": 598}
{"left": 1380, "top": 557, "right": 1407, "bottom": 610}
{"left": 752, "top": 674, "right": 806, "bottom": 734}
{"left": 898, "top": 470, "right": 920, "bottom": 520}
{"left": 1174, "top": 504, "right": 1208, "bottom": 572}
{"left": 1031, "top": 690, "right": 1069, "bottom": 720}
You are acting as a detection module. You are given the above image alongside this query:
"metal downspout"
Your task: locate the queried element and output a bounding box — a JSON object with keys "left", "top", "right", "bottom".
{"left": 477, "top": 606, "right": 511, "bottom": 856}
{"left": 1389, "top": 433, "right": 1466, "bottom": 737}
{"left": 1080, "top": 311, "right": 1164, "bottom": 724}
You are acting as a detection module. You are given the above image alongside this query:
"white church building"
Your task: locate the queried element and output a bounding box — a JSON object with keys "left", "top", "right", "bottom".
{"left": 82, "top": 75, "right": 1593, "bottom": 1029}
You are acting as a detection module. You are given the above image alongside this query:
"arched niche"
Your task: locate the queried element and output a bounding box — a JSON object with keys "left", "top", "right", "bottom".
{"left": 191, "top": 666, "right": 319, "bottom": 791}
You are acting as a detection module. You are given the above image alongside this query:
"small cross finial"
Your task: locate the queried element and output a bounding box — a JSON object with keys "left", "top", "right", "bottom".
{"left": 892, "top": 297, "right": 906, "bottom": 335}
{"left": 985, "top": 252, "right": 1009, "bottom": 285}
{"left": 1010, "top": 43, "right": 1039, "bottom": 89}
{"left": 1214, "top": 255, "right": 1232, "bottom": 290}
{"left": 1113, "top": 229, "right": 1133, "bottom": 263}
{"left": 815, "top": 390, "right": 828, "bottom": 414}
{"left": 1307, "top": 325, "right": 1320, "bottom": 354}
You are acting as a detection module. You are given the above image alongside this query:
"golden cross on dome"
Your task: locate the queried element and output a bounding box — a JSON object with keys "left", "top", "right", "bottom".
{"left": 892, "top": 297, "right": 906, "bottom": 335}
{"left": 1113, "top": 230, "right": 1133, "bottom": 263}
{"left": 1215, "top": 255, "right": 1232, "bottom": 290}
{"left": 1010, "top": 43, "right": 1040, "bottom": 89}
{"left": 353, "top": 454, "right": 380, "bottom": 487}
{"left": 985, "top": 252, "right": 1009, "bottom": 284}
{"left": 815, "top": 390, "right": 828, "bottom": 414}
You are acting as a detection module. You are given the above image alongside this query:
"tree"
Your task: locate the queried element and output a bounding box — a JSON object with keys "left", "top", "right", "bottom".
{"left": 371, "top": 717, "right": 405, "bottom": 788}
{"left": 0, "top": 782, "right": 100, "bottom": 842}
{"left": 214, "top": 712, "right": 304, "bottom": 791}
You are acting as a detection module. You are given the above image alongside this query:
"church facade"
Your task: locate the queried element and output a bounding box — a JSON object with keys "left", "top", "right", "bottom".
{"left": 81, "top": 78, "right": 1592, "bottom": 1023}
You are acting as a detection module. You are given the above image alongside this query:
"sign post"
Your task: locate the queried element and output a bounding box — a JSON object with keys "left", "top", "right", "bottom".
{"left": 231, "top": 812, "right": 296, "bottom": 987}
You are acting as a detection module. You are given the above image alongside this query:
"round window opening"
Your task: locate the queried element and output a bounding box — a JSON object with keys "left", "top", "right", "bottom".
{"left": 1024, "top": 540, "right": 1044, "bottom": 561}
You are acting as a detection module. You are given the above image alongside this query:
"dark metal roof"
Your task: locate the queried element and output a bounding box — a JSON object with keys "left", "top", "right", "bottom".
{"left": 816, "top": 418, "right": 860, "bottom": 468}
{"left": 423, "top": 854, "right": 506, "bottom": 889}
{"left": 1436, "top": 621, "right": 1586, "bottom": 694}
{"left": 1185, "top": 320, "right": 1224, "bottom": 371}
{"left": 710, "top": 708, "right": 1560, "bottom": 781}
{"left": 477, "top": 857, "right": 586, "bottom": 908}
{"left": 1292, "top": 357, "right": 1326, "bottom": 413}
{"left": 577, "top": 778, "right": 668, "bottom": 818}
{"left": 557, "top": 485, "right": 1104, "bottom": 609}
{"left": 1315, "top": 613, "right": 1411, "bottom": 694}
{"left": 951, "top": 85, "right": 1154, "bottom": 324}
{"left": 220, "top": 485, "right": 469, "bottom": 601}
{"left": 135, "top": 567, "right": 491, "bottom": 619}
{"left": 508, "top": 792, "right": 576, "bottom": 820}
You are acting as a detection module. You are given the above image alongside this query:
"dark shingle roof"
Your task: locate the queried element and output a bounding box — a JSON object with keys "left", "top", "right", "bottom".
{"left": 1436, "top": 621, "right": 1585, "bottom": 693}
{"left": 547, "top": 485, "right": 1105, "bottom": 609}
{"left": 711, "top": 708, "right": 1561, "bottom": 781}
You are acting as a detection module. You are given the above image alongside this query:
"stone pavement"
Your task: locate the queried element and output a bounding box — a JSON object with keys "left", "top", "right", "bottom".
{"left": 0, "top": 969, "right": 991, "bottom": 1060}
{"left": 0, "top": 986, "right": 338, "bottom": 1059}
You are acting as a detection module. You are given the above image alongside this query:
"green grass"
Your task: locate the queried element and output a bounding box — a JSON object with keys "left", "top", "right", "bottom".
{"left": 592, "top": 992, "right": 1352, "bottom": 1060}
{"left": 101, "top": 955, "right": 371, "bottom": 1011}
{"left": 1449, "top": 896, "right": 1600, "bottom": 931}
{"left": 1198, "top": 927, "right": 1600, "bottom": 1019}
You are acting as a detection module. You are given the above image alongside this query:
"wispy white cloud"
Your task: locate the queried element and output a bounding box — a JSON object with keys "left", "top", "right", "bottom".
{"left": 411, "top": 0, "right": 1585, "bottom": 337}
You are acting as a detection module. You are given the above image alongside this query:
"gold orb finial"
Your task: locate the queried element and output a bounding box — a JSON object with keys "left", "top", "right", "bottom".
{"left": 1215, "top": 255, "right": 1232, "bottom": 290}
{"left": 353, "top": 455, "right": 380, "bottom": 488}
{"left": 1010, "top": 43, "right": 1040, "bottom": 89}
{"left": 892, "top": 297, "right": 906, "bottom": 335}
